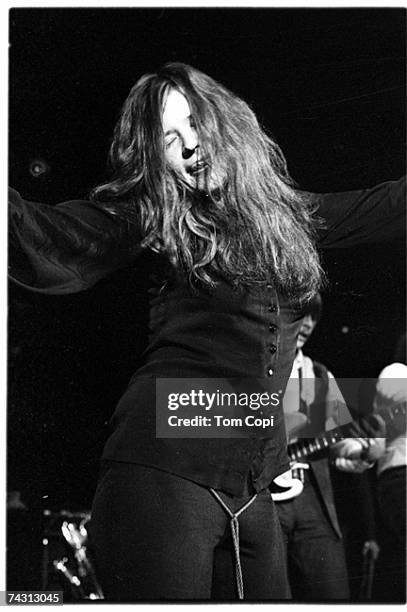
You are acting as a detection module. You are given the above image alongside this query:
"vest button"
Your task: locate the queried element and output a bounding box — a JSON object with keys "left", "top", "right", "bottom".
{"left": 267, "top": 368, "right": 274, "bottom": 376}
{"left": 269, "top": 324, "right": 278, "bottom": 333}
{"left": 269, "top": 345, "right": 277, "bottom": 354}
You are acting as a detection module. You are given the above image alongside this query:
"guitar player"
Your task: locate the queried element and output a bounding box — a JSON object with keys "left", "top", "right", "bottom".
{"left": 275, "top": 293, "right": 383, "bottom": 601}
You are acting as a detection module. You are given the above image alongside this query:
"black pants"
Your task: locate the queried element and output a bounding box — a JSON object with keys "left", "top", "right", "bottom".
{"left": 277, "top": 475, "right": 350, "bottom": 601}
{"left": 374, "top": 466, "right": 406, "bottom": 603}
{"left": 88, "top": 461, "right": 290, "bottom": 601}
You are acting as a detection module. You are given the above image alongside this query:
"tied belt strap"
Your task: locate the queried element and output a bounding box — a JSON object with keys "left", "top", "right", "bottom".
{"left": 209, "top": 488, "right": 258, "bottom": 600}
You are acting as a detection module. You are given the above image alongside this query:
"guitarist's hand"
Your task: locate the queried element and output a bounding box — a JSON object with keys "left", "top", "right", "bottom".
{"left": 332, "top": 438, "right": 369, "bottom": 473}
{"left": 333, "top": 436, "right": 368, "bottom": 460}
{"left": 334, "top": 456, "right": 374, "bottom": 473}
{"left": 359, "top": 414, "right": 386, "bottom": 438}
{"left": 332, "top": 437, "right": 384, "bottom": 472}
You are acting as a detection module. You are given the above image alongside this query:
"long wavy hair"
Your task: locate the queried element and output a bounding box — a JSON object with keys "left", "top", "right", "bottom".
{"left": 92, "top": 62, "right": 324, "bottom": 301}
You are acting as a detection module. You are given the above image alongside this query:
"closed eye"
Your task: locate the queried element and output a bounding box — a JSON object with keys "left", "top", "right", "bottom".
{"left": 165, "top": 134, "right": 179, "bottom": 148}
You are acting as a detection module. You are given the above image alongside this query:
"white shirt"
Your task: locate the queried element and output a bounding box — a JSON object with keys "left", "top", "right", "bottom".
{"left": 283, "top": 349, "right": 352, "bottom": 434}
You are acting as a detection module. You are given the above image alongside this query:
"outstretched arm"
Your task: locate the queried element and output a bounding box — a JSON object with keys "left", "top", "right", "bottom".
{"left": 311, "top": 176, "right": 406, "bottom": 248}
{"left": 9, "top": 188, "right": 144, "bottom": 294}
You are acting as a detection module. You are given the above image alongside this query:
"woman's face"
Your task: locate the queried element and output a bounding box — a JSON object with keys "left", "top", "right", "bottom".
{"left": 162, "top": 89, "right": 219, "bottom": 190}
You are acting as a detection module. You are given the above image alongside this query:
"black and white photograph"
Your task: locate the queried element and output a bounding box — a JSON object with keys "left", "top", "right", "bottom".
{"left": 6, "top": 2, "right": 406, "bottom": 604}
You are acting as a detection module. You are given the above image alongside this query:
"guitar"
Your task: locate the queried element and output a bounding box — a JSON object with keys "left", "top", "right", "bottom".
{"left": 271, "top": 401, "right": 406, "bottom": 502}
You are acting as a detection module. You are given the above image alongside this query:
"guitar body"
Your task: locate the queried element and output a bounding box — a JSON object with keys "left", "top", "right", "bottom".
{"left": 270, "top": 401, "right": 406, "bottom": 502}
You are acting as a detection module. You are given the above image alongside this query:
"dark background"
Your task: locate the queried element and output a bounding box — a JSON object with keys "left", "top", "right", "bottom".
{"left": 8, "top": 8, "right": 406, "bottom": 514}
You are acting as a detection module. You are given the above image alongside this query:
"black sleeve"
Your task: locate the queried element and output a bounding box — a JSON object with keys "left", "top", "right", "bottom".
{"left": 310, "top": 176, "right": 406, "bottom": 249}
{"left": 8, "top": 188, "right": 144, "bottom": 294}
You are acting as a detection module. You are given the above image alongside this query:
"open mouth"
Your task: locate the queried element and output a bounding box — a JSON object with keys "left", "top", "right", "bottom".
{"left": 187, "top": 160, "right": 208, "bottom": 176}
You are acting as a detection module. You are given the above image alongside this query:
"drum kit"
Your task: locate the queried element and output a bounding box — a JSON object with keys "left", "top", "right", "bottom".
{"left": 41, "top": 509, "right": 103, "bottom": 601}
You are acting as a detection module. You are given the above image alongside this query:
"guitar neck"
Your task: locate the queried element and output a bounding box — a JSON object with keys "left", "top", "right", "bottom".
{"left": 287, "top": 402, "right": 406, "bottom": 462}
{"left": 287, "top": 422, "right": 352, "bottom": 461}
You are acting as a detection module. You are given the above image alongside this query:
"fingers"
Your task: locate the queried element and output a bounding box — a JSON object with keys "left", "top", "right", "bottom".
{"left": 333, "top": 438, "right": 365, "bottom": 459}
{"left": 334, "top": 457, "right": 373, "bottom": 473}
{"left": 359, "top": 415, "right": 387, "bottom": 437}
{"left": 360, "top": 437, "right": 386, "bottom": 462}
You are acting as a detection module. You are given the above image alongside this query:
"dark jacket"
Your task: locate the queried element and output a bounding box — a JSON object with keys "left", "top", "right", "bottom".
{"left": 310, "top": 361, "right": 342, "bottom": 538}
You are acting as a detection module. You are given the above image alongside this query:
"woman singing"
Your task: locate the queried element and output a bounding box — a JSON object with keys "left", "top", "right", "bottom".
{"left": 9, "top": 62, "right": 405, "bottom": 600}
